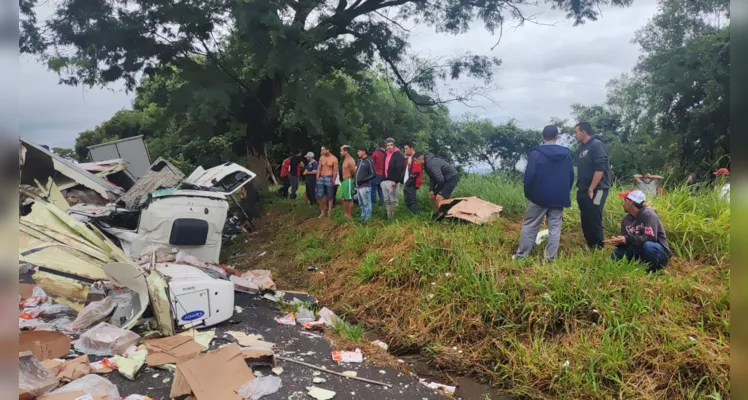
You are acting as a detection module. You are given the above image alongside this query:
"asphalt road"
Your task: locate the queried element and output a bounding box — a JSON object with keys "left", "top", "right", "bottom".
{"left": 107, "top": 291, "right": 448, "bottom": 400}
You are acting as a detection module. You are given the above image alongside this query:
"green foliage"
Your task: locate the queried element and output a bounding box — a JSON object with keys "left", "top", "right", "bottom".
{"left": 332, "top": 319, "right": 366, "bottom": 342}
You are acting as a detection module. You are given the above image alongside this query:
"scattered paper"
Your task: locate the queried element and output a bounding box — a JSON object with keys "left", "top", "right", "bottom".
{"left": 227, "top": 331, "right": 275, "bottom": 348}
{"left": 237, "top": 376, "right": 282, "bottom": 400}
{"left": 420, "top": 379, "right": 457, "bottom": 394}
{"left": 307, "top": 386, "right": 336, "bottom": 400}
{"left": 342, "top": 371, "right": 358, "bottom": 378}
{"left": 235, "top": 306, "right": 243, "bottom": 313}
{"left": 275, "top": 313, "right": 296, "bottom": 326}
{"left": 262, "top": 291, "right": 285, "bottom": 303}
{"left": 114, "top": 345, "right": 148, "bottom": 380}
{"left": 332, "top": 349, "right": 363, "bottom": 363}
{"left": 371, "top": 340, "right": 388, "bottom": 350}
{"left": 178, "top": 328, "right": 216, "bottom": 349}
{"left": 145, "top": 335, "right": 204, "bottom": 366}
{"left": 312, "top": 377, "right": 326, "bottom": 384}
{"left": 271, "top": 367, "right": 283, "bottom": 375}
{"left": 171, "top": 343, "right": 253, "bottom": 400}
{"left": 318, "top": 308, "right": 338, "bottom": 326}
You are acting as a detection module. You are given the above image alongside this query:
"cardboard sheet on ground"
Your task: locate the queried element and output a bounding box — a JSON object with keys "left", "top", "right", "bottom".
{"left": 20, "top": 351, "right": 58, "bottom": 400}
{"left": 43, "top": 355, "right": 91, "bottom": 382}
{"left": 436, "top": 196, "right": 503, "bottom": 224}
{"left": 226, "top": 331, "right": 274, "bottom": 348}
{"left": 145, "top": 335, "right": 204, "bottom": 366}
{"left": 20, "top": 331, "right": 71, "bottom": 361}
{"left": 178, "top": 329, "right": 215, "bottom": 349}
{"left": 171, "top": 344, "right": 253, "bottom": 399}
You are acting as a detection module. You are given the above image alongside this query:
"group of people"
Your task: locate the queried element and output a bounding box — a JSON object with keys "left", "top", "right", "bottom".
{"left": 513, "top": 122, "right": 671, "bottom": 272}
{"left": 278, "top": 123, "right": 727, "bottom": 273}
{"left": 277, "top": 138, "right": 459, "bottom": 222}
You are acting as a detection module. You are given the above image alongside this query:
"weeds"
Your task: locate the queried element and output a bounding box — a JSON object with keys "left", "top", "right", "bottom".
{"left": 242, "top": 176, "right": 729, "bottom": 399}
{"left": 332, "top": 318, "right": 366, "bottom": 342}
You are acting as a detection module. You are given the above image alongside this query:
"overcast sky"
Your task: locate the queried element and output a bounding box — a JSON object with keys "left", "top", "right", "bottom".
{"left": 19, "top": 0, "right": 659, "bottom": 149}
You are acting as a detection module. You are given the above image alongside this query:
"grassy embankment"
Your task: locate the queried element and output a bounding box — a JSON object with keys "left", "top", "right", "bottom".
{"left": 232, "top": 174, "right": 729, "bottom": 399}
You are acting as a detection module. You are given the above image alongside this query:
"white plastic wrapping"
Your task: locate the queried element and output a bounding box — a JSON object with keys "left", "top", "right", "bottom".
{"left": 74, "top": 322, "right": 140, "bottom": 356}
{"left": 236, "top": 376, "right": 282, "bottom": 399}
{"left": 68, "top": 297, "right": 116, "bottom": 332}
{"left": 44, "top": 374, "right": 120, "bottom": 399}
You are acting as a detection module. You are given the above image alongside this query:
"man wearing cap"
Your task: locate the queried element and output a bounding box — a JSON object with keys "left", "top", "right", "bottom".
{"left": 607, "top": 189, "right": 670, "bottom": 272}
{"left": 381, "top": 138, "right": 405, "bottom": 219}
{"left": 302, "top": 152, "right": 318, "bottom": 205}
{"left": 714, "top": 168, "right": 729, "bottom": 202}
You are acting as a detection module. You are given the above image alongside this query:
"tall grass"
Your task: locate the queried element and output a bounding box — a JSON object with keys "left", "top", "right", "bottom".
{"left": 250, "top": 174, "right": 730, "bottom": 399}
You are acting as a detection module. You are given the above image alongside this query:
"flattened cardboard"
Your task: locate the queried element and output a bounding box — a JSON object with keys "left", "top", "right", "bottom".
{"left": 173, "top": 344, "right": 253, "bottom": 400}
{"left": 145, "top": 335, "right": 203, "bottom": 367}
{"left": 20, "top": 331, "right": 71, "bottom": 361}
{"left": 242, "top": 347, "right": 276, "bottom": 367}
{"left": 19, "top": 351, "right": 58, "bottom": 400}
{"left": 437, "top": 196, "right": 503, "bottom": 224}
{"left": 38, "top": 391, "right": 107, "bottom": 400}
{"left": 56, "top": 355, "right": 91, "bottom": 382}
{"left": 20, "top": 283, "right": 37, "bottom": 300}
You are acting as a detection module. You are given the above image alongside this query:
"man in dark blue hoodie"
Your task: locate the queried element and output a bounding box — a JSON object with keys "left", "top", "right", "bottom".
{"left": 513, "top": 125, "right": 574, "bottom": 261}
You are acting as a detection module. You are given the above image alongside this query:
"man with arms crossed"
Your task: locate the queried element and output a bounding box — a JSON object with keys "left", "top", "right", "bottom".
{"left": 340, "top": 145, "right": 357, "bottom": 219}
{"left": 574, "top": 122, "right": 611, "bottom": 249}
{"left": 316, "top": 146, "right": 339, "bottom": 218}
{"left": 355, "top": 146, "right": 376, "bottom": 222}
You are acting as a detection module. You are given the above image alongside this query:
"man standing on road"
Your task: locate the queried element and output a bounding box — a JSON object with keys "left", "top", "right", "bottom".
{"left": 340, "top": 145, "right": 357, "bottom": 219}
{"left": 370, "top": 143, "right": 386, "bottom": 206}
{"left": 413, "top": 153, "right": 459, "bottom": 214}
{"left": 303, "top": 152, "right": 318, "bottom": 205}
{"left": 355, "top": 146, "right": 376, "bottom": 222}
{"left": 278, "top": 153, "right": 292, "bottom": 198}
{"left": 607, "top": 189, "right": 670, "bottom": 272}
{"left": 574, "top": 122, "right": 611, "bottom": 249}
{"left": 381, "top": 138, "right": 405, "bottom": 219}
{"left": 513, "top": 125, "right": 574, "bottom": 262}
{"left": 633, "top": 172, "right": 663, "bottom": 197}
{"left": 316, "top": 145, "right": 339, "bottom": 218}
{"left": 402, "top": 141, "right": 422, "bottom": 213}
{"left": 289, "top": 150, "right": 304, "bottom": 199}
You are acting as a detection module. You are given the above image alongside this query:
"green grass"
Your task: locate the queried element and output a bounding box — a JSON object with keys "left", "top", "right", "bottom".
{"left": 254, "top": 174, "right": 730, "bottom": 399}
{"left": 332, "top": 318, "right": 366, "bottom": 342}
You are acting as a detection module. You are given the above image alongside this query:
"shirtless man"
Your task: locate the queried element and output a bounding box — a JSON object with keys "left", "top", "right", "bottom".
{"left": 340, "top": 145, "right": 357, "bottom": 219}
{"left": 316, "top": 145, "right": 339, "bottom": 218}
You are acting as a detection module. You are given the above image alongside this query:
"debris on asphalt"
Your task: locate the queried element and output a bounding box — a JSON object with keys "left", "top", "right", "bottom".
{"left": 74, "top": 322, "right": 140, "bottom": 356}
{"left": 263, "top": 291, "right": 286, "bottom": 303}
{"left": 275, "top": 312, "right": 296, "bottom": 326}
{"left": 313, "top": 377, "right": 326, "bottom": 383}
{"left": 294, "top": 305, "right": 316, "bottom": 323}
{"left": 39, "top": 374, "right": 121, "bottom": 400}
{"left": 332, "top": 349, "right": 363, "bottom": 363}
{"left": 237, "top": 375, "right": 282, "bottom": 399}
{"left": 89, "top": 358, "right": 116, "bottom": 374}
{"left": 170, "top": 343, "right": 252, "bottom": 399}
{"left": 227, "top": 331, "right": 275, "bottom": 348}
{"left": 306, "top": 386, "right": 337, "bottom": 400}
{"left": 277, "top": 356, "right": 392, "bottom": 388}
{"left": 48, "top": 355, "right": 91, "bottom": 383}
{"left": 177, "top": 328, "right": 216, "bottom": 349}
{"left": 144, "top": 335, "right": 204, "bottom": 366}
{"left": 342, "top": 370, "right": 358, "bottom": 377}
{"left": 19, "top": 351, "right": 58, "bottom": 399}
{"left": 241, "top": 347, "right": 277, "bottom": 367}
{"left": 113, "top": 345, "right": 148, "bottom": 380}
{"left": 271, "top": 367, "right": 284, "bottom": 375}
{"left": 67, "top": 296, "right": 117, "bottom": 332}
{"left": 420, "top": 379, "right": 457, "bottom": 395}
{"left": 19, "top": 330, "right": 71, "bottom": 361}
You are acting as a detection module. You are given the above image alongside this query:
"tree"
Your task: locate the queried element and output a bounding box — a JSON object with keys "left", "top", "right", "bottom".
{"left": 21, "top": 0, "right": 633, "bottom": 189}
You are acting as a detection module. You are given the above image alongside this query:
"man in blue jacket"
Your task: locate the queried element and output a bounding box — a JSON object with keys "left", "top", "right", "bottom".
{"left": 513, "top": 125, "right": 574, "bottom": 261}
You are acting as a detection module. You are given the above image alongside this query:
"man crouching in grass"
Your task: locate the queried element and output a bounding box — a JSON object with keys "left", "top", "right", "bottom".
{"left": 606, "top": 189, "right": 671, "bottom": 272}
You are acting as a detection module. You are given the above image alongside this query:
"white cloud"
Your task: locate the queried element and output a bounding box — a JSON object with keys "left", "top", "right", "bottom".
{"left": 18, "top": 0, "right": 658, "bottom": 148}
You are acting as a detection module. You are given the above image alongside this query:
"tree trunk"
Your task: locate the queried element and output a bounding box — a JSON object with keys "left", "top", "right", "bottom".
{"left": 241, "top": 74, "right": 284, "bottom": 192}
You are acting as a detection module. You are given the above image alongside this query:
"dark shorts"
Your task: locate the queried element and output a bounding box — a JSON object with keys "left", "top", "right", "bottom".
{"left": 434, "top": 176, "right": 459, "bottom": 199}
{"left": 315, "top": 176, "right": 334, "bottom": 199}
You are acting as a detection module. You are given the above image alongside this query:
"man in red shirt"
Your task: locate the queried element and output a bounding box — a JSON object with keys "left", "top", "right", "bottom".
{"left": 403, "top": 141, "right": 422, "bottom": 213}
{"left": 278, "top": 154, "right": 292, "bottom": 198}
{"left": 370, "top": 143, "right": 386, "bottom": 206}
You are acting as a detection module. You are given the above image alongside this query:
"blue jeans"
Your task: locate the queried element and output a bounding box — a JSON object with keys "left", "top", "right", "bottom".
{"left": 357, "top": 186, "right": 372, "bottom": 222}
{"left": 612, "top": 241, "right": 669, "bottom": 272}
{"left": 370, "top": 175, "right": 384, "bottom": 204}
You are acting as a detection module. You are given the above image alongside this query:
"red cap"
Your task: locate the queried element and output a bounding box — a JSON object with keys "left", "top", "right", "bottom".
{"left": 713, "top": 168, "right": 729, "bottom": 176}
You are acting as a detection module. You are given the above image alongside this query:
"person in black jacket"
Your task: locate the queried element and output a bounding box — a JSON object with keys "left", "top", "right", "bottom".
{"left": 574, "top": 122, "right": 611, "bottom": 248}
{"left": 413, "top": 152, "right": 459, "bottom": 212}
{"left": 355, "top": 146, "right": 376, "bottom": 222}
{"left": 513, "top": 125, "right": 574, "bottom": 261}
{"left": 380, "top": 138, "right": 405, "bottom": 219}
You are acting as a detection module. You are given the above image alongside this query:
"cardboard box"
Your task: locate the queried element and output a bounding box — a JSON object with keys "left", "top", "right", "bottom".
{"left": 171, "top": 344, "right": 253, "bottom": 399}
{"left": 19, "top": 331, "right": 71, "bottom": 361}
{"left": 19, "top": 351, "right": 58, "bottom": 400}
{"left": 20, "top": 284, "right": 37, "bottom": 300}
{"left": 145, "top": 335, "right": 203, "bottom": 366}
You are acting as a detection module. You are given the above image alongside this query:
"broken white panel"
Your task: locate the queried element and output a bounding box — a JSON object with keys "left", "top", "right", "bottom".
{"left": 183, "top": 162, "right": 256, "bottom": 195}
{"left": 103, "top": 262, "right": 150, "bottom": 330}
